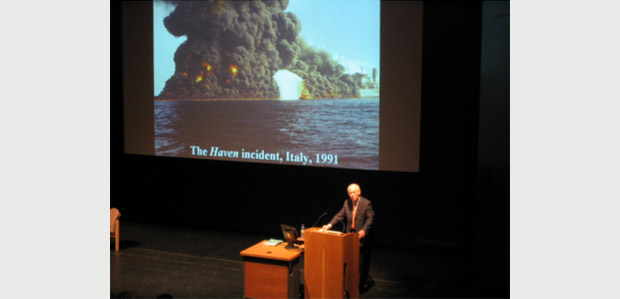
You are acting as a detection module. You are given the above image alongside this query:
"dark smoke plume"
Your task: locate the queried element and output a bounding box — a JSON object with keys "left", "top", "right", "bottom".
{"left": 157, "top": 0, "right": 360, "bottom": 100}
{"left": 289, "top": 38, "right": 359, "bottom": 99}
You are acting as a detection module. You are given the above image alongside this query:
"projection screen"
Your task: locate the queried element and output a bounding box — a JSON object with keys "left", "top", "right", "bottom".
{"left": 123, "top": 0, "right": 422, "bottom": 172}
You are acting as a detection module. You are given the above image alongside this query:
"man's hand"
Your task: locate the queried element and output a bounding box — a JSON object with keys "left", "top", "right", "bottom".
{"left": 358, "top": 230, "right": 366, "bottom": 239}
{"left": 321, "top": 224, "right": 331, "bottom": 230}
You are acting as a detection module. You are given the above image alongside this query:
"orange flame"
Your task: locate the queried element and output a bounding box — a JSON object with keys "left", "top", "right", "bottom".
{"left": 300, "top": 82, "right": 311, "bottom": 99}
{"left": 229, "top": 65, "right": 238, "bottom": 76}
{"left": 195, "top": 71, "right": 204, "bottom": 82}
{"left": 202, "top": 61, "right": 212, "bottom": 72}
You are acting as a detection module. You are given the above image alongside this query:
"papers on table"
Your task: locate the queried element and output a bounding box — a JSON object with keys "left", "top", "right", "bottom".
{"left": 263, "top": 238, "right": 283, "bottom": 246}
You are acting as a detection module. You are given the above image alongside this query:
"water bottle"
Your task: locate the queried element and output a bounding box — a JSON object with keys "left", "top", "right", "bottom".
{"left": 301, "top": 224, "right": 306, "bottom": 239}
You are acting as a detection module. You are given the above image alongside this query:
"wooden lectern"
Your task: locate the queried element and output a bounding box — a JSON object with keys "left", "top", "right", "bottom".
{"left": 304, "top": 227, "right": 360, "bottom": 298}
{"left": 240, "top": 240, "right": 302, "bottom": 299}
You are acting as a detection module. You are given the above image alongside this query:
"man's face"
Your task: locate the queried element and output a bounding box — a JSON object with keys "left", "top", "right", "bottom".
{"left": 348, "top": 185, "right": 361, "bottom": 202}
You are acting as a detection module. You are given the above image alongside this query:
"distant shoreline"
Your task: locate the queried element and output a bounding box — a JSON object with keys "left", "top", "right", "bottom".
{"left": 154, "top": 97, "right": 379, "bottom": 102}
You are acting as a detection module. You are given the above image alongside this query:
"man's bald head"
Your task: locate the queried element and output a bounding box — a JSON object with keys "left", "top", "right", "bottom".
{"left": 347, "top": 183, "right": 361, "bottom": 202}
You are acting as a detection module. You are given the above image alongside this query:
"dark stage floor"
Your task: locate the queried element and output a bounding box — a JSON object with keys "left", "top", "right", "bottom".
{"left": 111, "top": 221, "right": 474, "bottom": 298}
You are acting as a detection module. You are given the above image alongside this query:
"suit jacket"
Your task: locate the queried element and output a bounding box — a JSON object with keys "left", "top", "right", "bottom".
{"left": 329, "top": 196, "right": 375, "bottom": 234}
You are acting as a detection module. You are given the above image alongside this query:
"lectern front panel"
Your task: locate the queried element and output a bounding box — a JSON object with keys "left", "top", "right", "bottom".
{"left": 304, "top": 228, "right": 359, "bottom": 298}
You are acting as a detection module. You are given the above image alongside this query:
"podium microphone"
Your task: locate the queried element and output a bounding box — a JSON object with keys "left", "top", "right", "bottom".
{"left": 312, "top": 212, "right": 328, "bottom": 228}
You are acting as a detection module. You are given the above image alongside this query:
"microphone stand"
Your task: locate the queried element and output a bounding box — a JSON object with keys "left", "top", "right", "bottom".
{"left": 312, "top": 212, "right": 327, "bottom": 228}
{"left": 338, "top": 220, "right": 346, "bottom": 233}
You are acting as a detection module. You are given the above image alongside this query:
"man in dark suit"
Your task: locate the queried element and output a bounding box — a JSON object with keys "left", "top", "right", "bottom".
{"left": 322, "top": 183, "right": 375, "bottom": 292}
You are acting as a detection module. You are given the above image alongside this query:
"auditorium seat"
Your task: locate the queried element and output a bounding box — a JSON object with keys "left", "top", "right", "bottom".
{"left": 110, "top": 208, "right": 121, "bottom": 251}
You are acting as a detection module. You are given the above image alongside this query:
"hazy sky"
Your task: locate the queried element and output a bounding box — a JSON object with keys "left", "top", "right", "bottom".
{"left": 286, "top": 0, "right": 380, "bottom": 75}
{"left": 153, "top": 0, "right": 380, "bottom": 96}
{"left": 153, "top": 1, "right": 185, "bottom": 96}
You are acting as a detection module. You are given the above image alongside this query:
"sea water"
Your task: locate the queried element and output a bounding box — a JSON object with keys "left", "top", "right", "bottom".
{"left": 155, "top": 98, "right": 379, "bottom": 170}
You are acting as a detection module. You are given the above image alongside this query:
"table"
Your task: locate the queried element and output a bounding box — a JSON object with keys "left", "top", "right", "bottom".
{"left": 240, "top": 240, "right": 303, "bottom": 298}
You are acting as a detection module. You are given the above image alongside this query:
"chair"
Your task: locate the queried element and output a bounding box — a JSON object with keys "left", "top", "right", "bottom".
{"left": 110, "top": 208, "right": 121, "bottom": 251}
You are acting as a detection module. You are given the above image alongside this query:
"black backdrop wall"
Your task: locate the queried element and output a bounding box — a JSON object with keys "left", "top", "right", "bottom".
{"left": 111, "top": 2, "right": 508, "bottom": 294}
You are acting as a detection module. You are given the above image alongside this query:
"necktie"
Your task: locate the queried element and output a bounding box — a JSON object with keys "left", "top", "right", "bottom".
{"left": 352, "top": 200, "right": 358, "bottom": 230}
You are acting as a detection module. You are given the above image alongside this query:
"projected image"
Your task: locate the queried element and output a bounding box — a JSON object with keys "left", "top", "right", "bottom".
{"left": 154, "top": 0, "right": 380, "bottom": 170}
